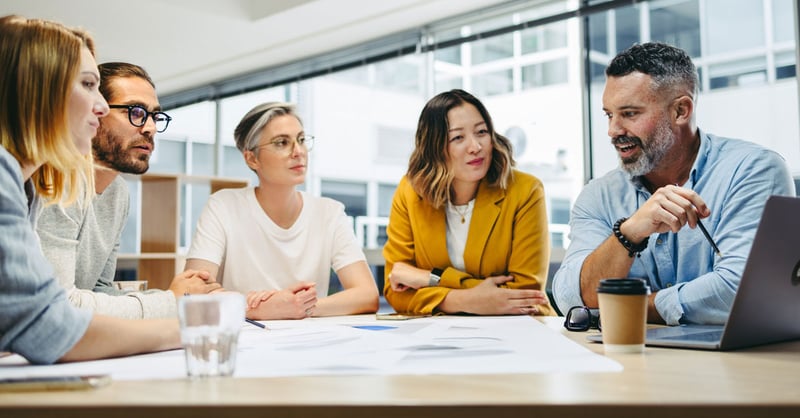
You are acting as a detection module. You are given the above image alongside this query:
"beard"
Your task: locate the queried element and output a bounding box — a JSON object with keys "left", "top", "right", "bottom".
{"left": 614, "top": 119, "right": 675, "bottom": 177}
{"left": 92, "top": 125, "right": 153, "bottom": 175}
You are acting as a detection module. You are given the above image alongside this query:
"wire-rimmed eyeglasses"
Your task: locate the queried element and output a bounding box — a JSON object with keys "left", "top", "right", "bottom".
{"left": 563, "top": 306, "right": 601, "bottom": 332}
{"left": 252, "top": 135, "right": 315, "bottom": 155}
{"left": 109, "top": 104, "right": 172, "bottom": 133}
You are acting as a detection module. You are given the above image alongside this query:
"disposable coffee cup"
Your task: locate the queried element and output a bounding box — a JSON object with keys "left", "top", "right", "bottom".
{"left": 597, "top": 278, "right": 650, "bottom": 353}
{"left": 178, "top": 293, "right": 246, "bottom": 378}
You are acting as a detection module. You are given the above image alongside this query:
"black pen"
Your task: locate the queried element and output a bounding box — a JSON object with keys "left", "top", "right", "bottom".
{"left": 245, "top": 318, "right": 267, "bottom": 329}
{"left": 696, "top": 219, "right": 723, "bottom": 258}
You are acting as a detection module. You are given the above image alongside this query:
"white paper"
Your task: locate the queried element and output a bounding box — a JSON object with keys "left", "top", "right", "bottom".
{"left": 0, "top": 316, "right": 621, "bottom": 380}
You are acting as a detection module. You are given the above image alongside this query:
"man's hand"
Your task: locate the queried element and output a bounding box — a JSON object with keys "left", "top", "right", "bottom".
{"left": 169, "top": 269, "right": 221, "bottom": 298}
{"left": 622, "top": 185, "right": 710, "bottom": 243}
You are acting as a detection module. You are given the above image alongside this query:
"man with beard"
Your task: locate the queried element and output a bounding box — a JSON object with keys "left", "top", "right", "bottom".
{"left": 37, "top": 62, "right": 220, "bottom": 319}
{"left": 552, "top": 42, "right": 794, "bottom": 325}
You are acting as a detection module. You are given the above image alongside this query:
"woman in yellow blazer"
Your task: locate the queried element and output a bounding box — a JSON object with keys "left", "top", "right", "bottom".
{"left": 383, "top": 89, "right": 553, "bottom": 316}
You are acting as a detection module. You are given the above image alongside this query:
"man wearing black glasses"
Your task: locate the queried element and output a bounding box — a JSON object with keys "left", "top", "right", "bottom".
{"left": 552, "top": 42, "right": 795, "bottom": 327}
{"left": 37, "top": 62, "right": 220, "bottom": 319}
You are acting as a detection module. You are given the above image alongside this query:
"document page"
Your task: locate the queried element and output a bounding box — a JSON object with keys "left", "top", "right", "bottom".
{"left": 0, "top": 316, "right": 621, "bottom": 380}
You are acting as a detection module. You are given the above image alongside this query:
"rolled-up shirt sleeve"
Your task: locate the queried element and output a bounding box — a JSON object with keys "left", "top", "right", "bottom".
{"left": 552, "top": 133, "right": 795, "bottom": 325}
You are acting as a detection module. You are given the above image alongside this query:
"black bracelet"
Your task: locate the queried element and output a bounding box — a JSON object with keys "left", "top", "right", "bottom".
{"left": 613, "top": 217, "right": 649, "bottom": 258}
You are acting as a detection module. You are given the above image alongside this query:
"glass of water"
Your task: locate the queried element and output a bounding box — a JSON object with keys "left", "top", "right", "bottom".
{"left": 178, "top": 293, "right": 245, "bottom": 377}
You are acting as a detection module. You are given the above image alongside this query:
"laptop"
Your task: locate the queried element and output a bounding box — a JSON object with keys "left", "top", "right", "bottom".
{"left": 589, "top": 195, "right": 800, "bottom": 351}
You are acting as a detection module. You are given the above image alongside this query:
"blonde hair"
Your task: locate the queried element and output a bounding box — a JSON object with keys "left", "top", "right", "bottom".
{"left": 407, "top": 89, "right": 514, "bottom": 209}
{"left": 0, "top": 15, "right": 95, "bottom": 205}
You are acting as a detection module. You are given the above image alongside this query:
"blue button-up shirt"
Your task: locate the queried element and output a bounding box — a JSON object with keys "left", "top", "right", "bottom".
{"left": 553, "top": 131, "right": 795, "bottom": 325}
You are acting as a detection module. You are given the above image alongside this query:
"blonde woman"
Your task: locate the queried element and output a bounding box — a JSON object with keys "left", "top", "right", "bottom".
{"left": 0, "top": 15, "right": 182, "bottom": 364}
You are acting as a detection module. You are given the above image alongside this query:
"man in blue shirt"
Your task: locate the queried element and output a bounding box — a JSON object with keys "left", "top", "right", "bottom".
{"left": 552, "top": 42, "right": 795, "bottom": 325}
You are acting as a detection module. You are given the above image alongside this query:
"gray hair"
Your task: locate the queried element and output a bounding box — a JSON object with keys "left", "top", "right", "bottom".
{"left": 606, "top": 42, "right": 698, "bottom": 100}
{"left": 234, "top": 102, "right": 301, "bottom": 152}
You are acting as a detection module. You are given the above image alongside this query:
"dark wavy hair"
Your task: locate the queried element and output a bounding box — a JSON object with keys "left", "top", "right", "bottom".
{"left": 407, "top": 89, "right": 514, "bottom": 209}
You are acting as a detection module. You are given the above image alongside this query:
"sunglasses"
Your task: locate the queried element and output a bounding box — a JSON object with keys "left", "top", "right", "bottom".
{"left": 563, "top": 306, "right": 601, "bottom": 331}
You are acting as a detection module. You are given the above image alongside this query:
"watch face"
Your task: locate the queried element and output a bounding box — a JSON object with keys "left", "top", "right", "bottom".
{"left": 429, "top": 272, "right": 441, "bottom": 287}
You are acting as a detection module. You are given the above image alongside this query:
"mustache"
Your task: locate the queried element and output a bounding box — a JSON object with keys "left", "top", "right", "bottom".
{"left": 612, "top": 136, "right": 643, "bottom": 147}
{"left": 128, "top": 135, "right": 154, "bottom": 149}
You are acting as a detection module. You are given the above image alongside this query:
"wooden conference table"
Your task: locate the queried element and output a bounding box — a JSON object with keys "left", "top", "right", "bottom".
{"left": 1, "top": 316, "right": 798, "bottom": 418}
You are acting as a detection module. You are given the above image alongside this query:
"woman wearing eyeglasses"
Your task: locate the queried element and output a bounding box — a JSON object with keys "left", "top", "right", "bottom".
{"left": 184, "top": 102, "right": 379, "bottom": 319}
{"left": 383, "top": 89, "right": 554, "bottom": 316}
{"left": 0, "top": 15, "right": 183, "bottom": 364}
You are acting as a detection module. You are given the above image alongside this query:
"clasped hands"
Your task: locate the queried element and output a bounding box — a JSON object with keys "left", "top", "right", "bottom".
{"left": 245, "top": 282, "right": 318, "bottom": 320}
{"left": 169, "top": 269, "right": 222, "bottom": 298}
{"left": 388, "top": 261, "right": 548, "bottom": 315}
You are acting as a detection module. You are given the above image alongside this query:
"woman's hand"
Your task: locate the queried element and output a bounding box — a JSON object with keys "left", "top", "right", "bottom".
{"left": 388, "top": 262, "right": 432, "bottom": 291}
{"left": 440, "top": 275, "right": 549, "bottom": 315}
{"left": 246, "top": 282, "right": 318, "bottom": 320}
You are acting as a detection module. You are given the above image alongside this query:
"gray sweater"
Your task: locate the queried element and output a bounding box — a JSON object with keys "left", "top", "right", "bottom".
{"left": 37, "top": 175, "right": 177, "bottom": 319}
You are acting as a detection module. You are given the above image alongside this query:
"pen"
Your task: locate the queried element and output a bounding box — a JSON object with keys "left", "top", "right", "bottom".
{"left": 696, "top": 219, "right": 723, "bottom": 258}
{"left": 245, "top": 318, "right": 267, "bottom": 329}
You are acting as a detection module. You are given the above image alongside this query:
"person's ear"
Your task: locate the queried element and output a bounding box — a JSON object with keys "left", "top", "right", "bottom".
{"left": 244, "top": 149, "right": 260, "bottom": 171}
{"left": 673, "top": 95, "right": 694, "bottom": 125}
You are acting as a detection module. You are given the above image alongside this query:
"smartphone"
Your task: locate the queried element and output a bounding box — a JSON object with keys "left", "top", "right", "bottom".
{"left": 0, "top": 375, "right": 111, "bottom": 392}
{"left": 376, "top": 312, "right": 431, "bottom": 320}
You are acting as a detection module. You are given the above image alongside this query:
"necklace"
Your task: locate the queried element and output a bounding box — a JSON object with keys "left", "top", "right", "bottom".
{"left": 451, "top": 202, "right": 472, "bottom": 224}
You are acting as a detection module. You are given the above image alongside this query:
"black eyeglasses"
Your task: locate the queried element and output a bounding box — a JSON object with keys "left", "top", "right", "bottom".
{"left": 109, "top": 104, "right": 172, "bottom": 133}
{"left": 563, "top": 306, "right": 601, "bottom": 331}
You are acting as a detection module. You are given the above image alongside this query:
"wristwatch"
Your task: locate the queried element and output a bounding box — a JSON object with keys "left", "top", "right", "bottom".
{"left": 429, "top": 268, "right": 444, "bottom": 287}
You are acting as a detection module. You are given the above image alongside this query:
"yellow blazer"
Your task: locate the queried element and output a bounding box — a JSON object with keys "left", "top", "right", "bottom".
{"left": 383, "top": 170, "right": 552, "bottom": 315}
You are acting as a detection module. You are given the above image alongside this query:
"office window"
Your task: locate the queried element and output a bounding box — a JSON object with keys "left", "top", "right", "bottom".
{"left": 709, "top": 57, "right": 768, "bottom": 89}
{"left": 375, "top": 56, "right": 423, "bottom": 94}
{"left": 148, "top": 0, "right": 799, "bottom": 271}
{"left": 321, "top": 180, "right": 367, "bottom": 219}
{"left": 471, "top": 33, "right": 514, "bottom": 65}
{"left": 588, "top": 8, "right": 610, "bottom": 55}
{"left": 614, "top": 5, "right": 640, "bottom": 53}
{"left": 587, "top": 0, "right": 800, "bottom": 181}
{"left": 522, "top": 58, "right": 569, "bottom": 89}
{"left": 375, "top": 125, "right": 415, "bottom": 164}
{"left": 435, "top": 74, "right": 464, "bottom": 92}
{"left": 773, "top": 0, "right": 795, "bottom": 43}
{"left": 472, "top": 69, "right": 513, "bottom": 97}
{"left": 469, "top": 13, "right": 515, "bottom": 66}
{"left": 191, "top": 142, "right": 214, "bottom": 176}
{"left": 549, "top": 197, "right": 571, "bottom": 249}
{"left": 222, "top": 145, "right": 257, "bottom": 184}
{"left": 430, "top": 26, "right": 464, "bottom": 65}
{"left": 434, "top": 44, "right": 465, "bottom": 92}
{"left": 650, "top": 0, "right": 700, "bottom": 58}
{"left": 377, "top": 183, "right": 397, "bottom": 247}
{"left": 775, "top": 51, "right": 797, "bottom": 80}
{"left": 705, "top": 0, "right": 765, "bottom": 55}
{"left": 520, "top": 21, "right": 568, "bottom": 54}
{"left": 148, "top": 139, "right": 186, "bottom": 174}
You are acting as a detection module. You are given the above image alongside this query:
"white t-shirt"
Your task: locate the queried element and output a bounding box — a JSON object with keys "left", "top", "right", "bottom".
{"left": 186, "top": 188, "right": 366, "bottom": 295}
